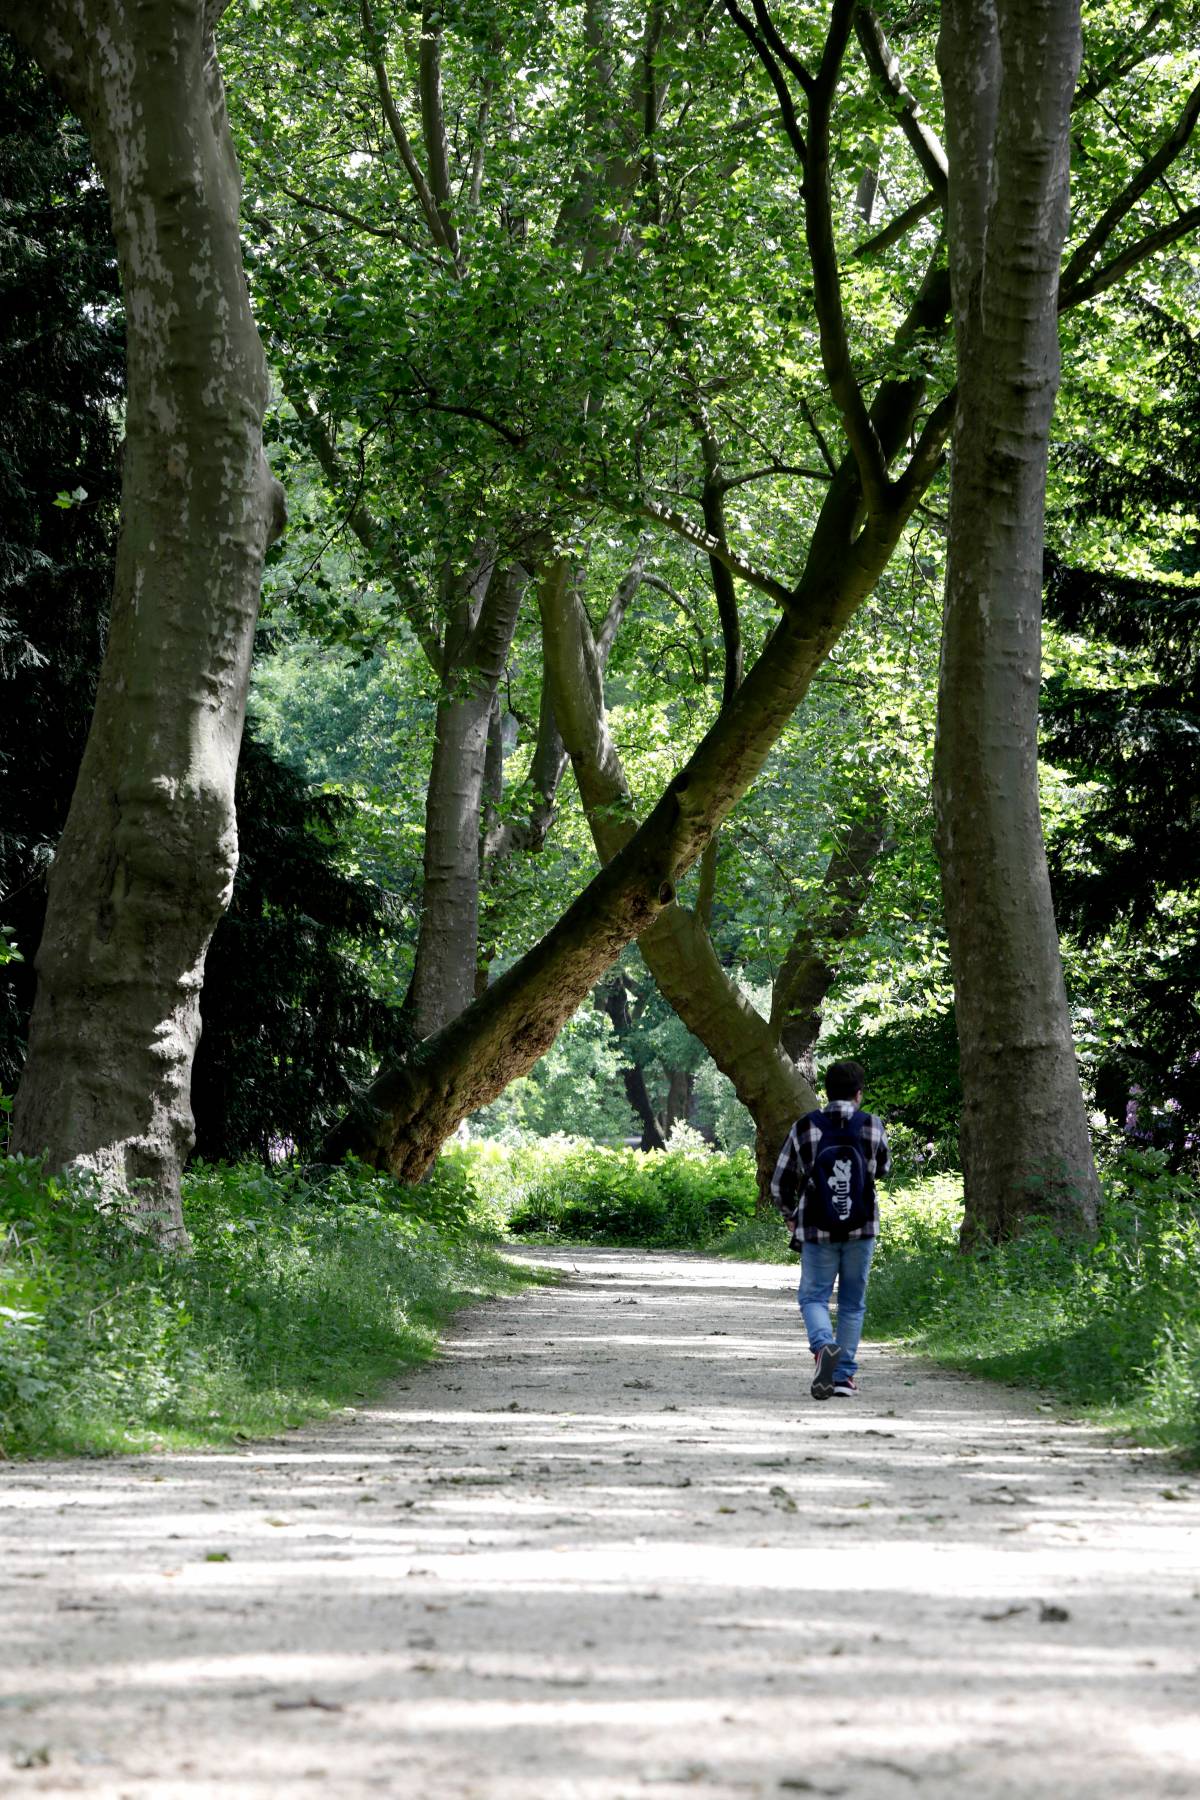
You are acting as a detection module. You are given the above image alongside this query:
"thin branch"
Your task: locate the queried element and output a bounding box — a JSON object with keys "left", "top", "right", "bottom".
{"left": 1060, "top": 202, "right": 1200, "bottom": 310}
{"left": 723, "top": 0, "right": 808, "bottom": 167}
{"left": 800, "top": 0, "right": 892, "bottom": 510}
{"left": 855, "top": 8, "right": 948, "bottom": 195}
{"left": 358, "top": 0, "right": 449, "bottom": 255}
{"left": 718, "top": 460, "right": 833, "bottom": 490}
{"left": 638, "top": 498, "right": 793, "bottom": 605}
{"left": 799, "top": 395, "right": 839, "bottom": 474}
{"left": 1061, "top": 76, "right": 1200, "bottom": 295}
{"left": 419, "top": 0, "right": 465, "bottom": 271}
{"left": 1073, "top": 5, "right": 1171, "bottom": 110}
{"left": 750, "top": 0, "right": 815, "bottom": 94}
{"left": 852, "top": 188, "right": 941, "bottom": 258}
{"left": 275, "top": 181, "right": 433, "bottom": 250}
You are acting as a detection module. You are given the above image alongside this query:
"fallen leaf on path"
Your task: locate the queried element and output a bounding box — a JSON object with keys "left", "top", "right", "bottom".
{"left": 769, "top": 1485, "right": 797, "bottom": 1512}
{"left": 981, "top": 1605, "right": 1028, "bottom": 1622}
{"left": 11, "top": 1748, "right": 51, "bottom": 1769}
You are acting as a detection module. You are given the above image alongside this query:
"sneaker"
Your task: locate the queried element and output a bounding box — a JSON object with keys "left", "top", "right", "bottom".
{"left": 811, "top": 1342, "right": 840, "bottom": 1400}
{"left": 832, "top": 1376, "right": 859, "bottom": 1396}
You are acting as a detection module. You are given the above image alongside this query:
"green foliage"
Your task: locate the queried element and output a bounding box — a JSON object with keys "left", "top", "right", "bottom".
{"left": 0, "top": 44, "right": 121, "bottom": 1086}
{"left": 458, "top": 1136, "right": 757, "bottom": 1247}
{"left": 1042, "top": 303, "right": 1200, "bottom": 1165}
{"left": 468, "top": 1002, "right": 637, "bottom": 1142}
{"left": 0, "top": 1153, "right": 522, "bottom": 1458}
{"left": 826, "top": 1006, "right": 963, "bottom": 1154}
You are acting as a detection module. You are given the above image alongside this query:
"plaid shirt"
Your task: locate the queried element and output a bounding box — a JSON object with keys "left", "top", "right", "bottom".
{"left": 770, "top": 1100, "right": 891, "bottom": 1244}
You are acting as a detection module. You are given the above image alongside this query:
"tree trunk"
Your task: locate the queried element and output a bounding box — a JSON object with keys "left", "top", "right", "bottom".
{"left": 662, "top": 1068, "right": 693, "bottom": 1138}
{"left": 599, "top": 975, "right": 667, "bottom": 1150}
{"left": 934, "top": 0, "right": 1100, "bottom": 1243}
{"left": 8, "top": 0, "right": 284, "bottom": 1243}
{"left": 407, "top": 560, "right": 527, "bottom": 1037}
{"left": 537, "top": 557, "right": 816, "bottom": 1191}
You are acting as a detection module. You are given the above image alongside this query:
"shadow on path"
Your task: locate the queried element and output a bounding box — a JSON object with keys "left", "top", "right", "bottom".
{"left": 2, "top": 1246, "right": 1198, "bottom": 1798}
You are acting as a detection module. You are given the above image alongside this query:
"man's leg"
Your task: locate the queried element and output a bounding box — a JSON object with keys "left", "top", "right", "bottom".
{"left": 831, "top": 1238, "right": 876, "bottom": 1383}
{"left": 798, "top": 1243, "right": 841, "bottom": 1398}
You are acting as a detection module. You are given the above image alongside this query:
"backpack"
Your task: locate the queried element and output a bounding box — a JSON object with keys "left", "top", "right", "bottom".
{"left": 807, "top": 1110, "right": 875, "bottom": 1240}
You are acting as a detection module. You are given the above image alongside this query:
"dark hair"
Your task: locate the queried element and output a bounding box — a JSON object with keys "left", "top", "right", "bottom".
{"left": 824, "top": 1059, "right": 865, "bottom": 1101}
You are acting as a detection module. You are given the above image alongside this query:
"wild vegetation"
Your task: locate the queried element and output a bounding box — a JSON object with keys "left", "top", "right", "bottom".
{"left": 1, "top": 4, "right": 1199, "bottom": 1460}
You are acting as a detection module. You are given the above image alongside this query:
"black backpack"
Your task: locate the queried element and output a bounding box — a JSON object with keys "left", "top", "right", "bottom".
{"left": 807, "top": 1110, "right": 875, "bottom": 1239}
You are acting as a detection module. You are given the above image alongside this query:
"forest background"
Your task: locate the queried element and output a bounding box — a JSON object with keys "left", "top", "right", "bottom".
{"left": 1, "top": 0, "right": 1199, "bottom": 1458}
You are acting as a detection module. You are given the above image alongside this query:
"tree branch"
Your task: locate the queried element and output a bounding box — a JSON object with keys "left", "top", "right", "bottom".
{"left": 1061, "top": 76, "right": 1200, "bottom": 296}
{"left": 1060, "top": 202, "right": 1200, "bottom": 311}
{"left": 1073, "top": 5, "right": 1171, "bottom": 110}
{"left": 802, "top": 0, "right": 892, "bottom": 511}
{"left": 855, "top": 7, "right": 948, "bottom": 196}
{"left": 722, "top": 0, "right": 808, "bottom": 167}
{"left": 419, "top": 0, "right": 465, "bottom": 272}
{"left": 852, "top": 188, "right": 941, "bottom": 259}
{"left": 358, "top": 0, "right": 451, "bottom": 256}
{"left": 275, "top": 181, "right": 435, "bottom": 248}
{"left": 717, "top": 459, "right": 833, "bottom": 490}
{"left": 638, "top": 498, "right": 793, "bottom": 605}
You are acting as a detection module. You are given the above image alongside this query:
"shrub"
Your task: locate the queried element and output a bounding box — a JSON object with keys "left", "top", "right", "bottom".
{"left": 0, "top": 1151, "right": 522, "bottom": 1458}
{"left": 488, "top": 1137, "right": 758, "bottom": 1246}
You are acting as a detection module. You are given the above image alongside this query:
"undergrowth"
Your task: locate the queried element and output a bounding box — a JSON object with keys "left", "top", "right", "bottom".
{"left": 0, "top": 1153, "right": 528, "bottom": 1459}
{"left": 6, "top": 1127, "right": 1197, "bottom": 1463}
{"left": 452, "top": 1131, "right": 758, "bottom": 1246}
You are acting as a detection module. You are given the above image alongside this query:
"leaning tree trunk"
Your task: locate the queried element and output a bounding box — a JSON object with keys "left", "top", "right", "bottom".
{"left": 7, "top": 0, "right": 285, "bottom": 1244}
{"left": 933, "top": 0, "right": 1100, "bottom": 1243}
{"left": 536, "top": 557, "right": 816, "bottom": 1190}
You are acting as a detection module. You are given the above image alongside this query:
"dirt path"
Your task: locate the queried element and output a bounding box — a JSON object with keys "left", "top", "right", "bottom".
{"left": 2, "top": 1247, "right": 1199, "bottom": 1799}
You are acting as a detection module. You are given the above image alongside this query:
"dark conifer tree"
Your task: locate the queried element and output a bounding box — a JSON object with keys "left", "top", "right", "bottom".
{"left": 1044, "top": 307, "right": 1200, "bottom": 1163}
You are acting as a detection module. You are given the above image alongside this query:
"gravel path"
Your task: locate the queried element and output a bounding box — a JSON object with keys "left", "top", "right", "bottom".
{"left": 2, "top": 1246, "right": 1199, "bottom": 1799}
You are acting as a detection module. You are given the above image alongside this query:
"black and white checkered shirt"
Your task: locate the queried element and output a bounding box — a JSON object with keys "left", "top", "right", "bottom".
{"left": 770, "top": 1099, "right": 891, "bottom": 1244}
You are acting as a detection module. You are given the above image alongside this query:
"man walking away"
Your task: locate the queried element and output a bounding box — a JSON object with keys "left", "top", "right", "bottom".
{"left": 771, "top": 1059, "right": 891, "bottom": 1399}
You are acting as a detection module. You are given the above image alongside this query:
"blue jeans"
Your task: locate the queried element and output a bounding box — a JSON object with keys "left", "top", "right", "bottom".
{"left": 798, "top": 1238, "right": 876, "bottom": 1380}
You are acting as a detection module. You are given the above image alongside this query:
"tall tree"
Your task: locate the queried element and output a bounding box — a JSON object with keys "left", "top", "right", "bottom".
{"left": 254, "top": 1, "right": 1199, "bottom": 1183}
{"left": 932, "top": 0, "right": 1101, "bottom": 1242}
{"left": 5, "top": 0, "right": 285, "bottom": 1241}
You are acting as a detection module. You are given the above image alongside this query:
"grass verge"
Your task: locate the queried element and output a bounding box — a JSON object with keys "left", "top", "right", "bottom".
{"left": 0, "top": 1154, "right": 535, "bottom": 1459}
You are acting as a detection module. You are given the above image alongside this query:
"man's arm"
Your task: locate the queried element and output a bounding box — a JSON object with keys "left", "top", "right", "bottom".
{"left": 770, "top": 1125, "right": 803, "bottom": 1220}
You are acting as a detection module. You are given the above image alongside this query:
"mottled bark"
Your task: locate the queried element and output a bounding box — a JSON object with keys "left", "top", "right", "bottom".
{"left": 934, "top": 0, "right": 1100, "bottom": 1242}
{"left": 8, "top": 0, "right": 284, "bottom": 1242}
{"left": 407, "top": 560, "right": 527, "bottom": 1038}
